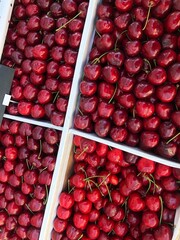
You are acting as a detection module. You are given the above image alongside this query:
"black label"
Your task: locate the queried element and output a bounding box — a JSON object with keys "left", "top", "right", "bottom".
{"left": 0, "top": 64, "right": 15, "bottom": 124}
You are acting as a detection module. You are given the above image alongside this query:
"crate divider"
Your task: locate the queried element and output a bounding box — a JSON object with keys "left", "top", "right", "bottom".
{"left": 4, "top": 113, "right": 63, "bottom": 131}
{"left": 69, "top": 128, "right": 180, "bottom": 169}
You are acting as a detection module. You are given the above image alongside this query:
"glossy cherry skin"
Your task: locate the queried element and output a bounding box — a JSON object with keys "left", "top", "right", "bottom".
{"left": 142, "top": 40, "right": 161, "bottom": 60}
{"left": 144, "top": 18, "right": 163, "bottom": 38}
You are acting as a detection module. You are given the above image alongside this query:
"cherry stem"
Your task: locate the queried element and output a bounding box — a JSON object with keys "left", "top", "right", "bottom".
{"left": 108, "top": 83, "right": 117, "bottom": 103}
{"left": 153, "top": 59, "right": 157, "bottom": 67}
{"left": 98, "top": 173, "right": 111, "bottom": 187}
{"left": 38, "top": 140, "right": 42, "bottom": 159}
{"left": 95, "top": 29, "right": 101, "bottom": 37}
{"left": 88, "top": 179, "right": 104, "bottom": 195}
{"left": 21, "top": 176, "right": 24, "bottom": 184}
{"left": 105, "top": 182, "right": 112, "bottom": 202}
{"left": 78, "top": 107, "right": 84, "bottom": 116}
{"left": 144, "top": 58, "right": 152, "bottom": 71}
{"left": 78, "top": 234, "right": 84, "bottom": 240}
{"left": 142, "top": 2, "right": 152, "bottom": 30}
{"left": 40, "top": 167, "right": 47, "bottom": 173}
{"left": 26, "top": 159, "right": 30, "bottom": 170}
{"left": 80, "top": 167, "right": 88, "bottom": 178}
{"left": 132, "top": 107, "right": 136, "bottom": 118}
{"left": 43, "top": 185, "right": 49, "bottom": 205}
{"left": 146, "top": 180, "right": 152, "bottom": 194}
{"left": 84, "top": 174, "right": 110, "bottom": 181}
{"left": 109, "top": 146, "right": 112, "bottom": 150}
{"left": 114, "top": 30, "right": 127, "bottom": 51}
{"left": 68, "top": 179, "right": 70, "bottom": 192}
{"left": 91, "top": 52, "right": 109, "bottom": 65}
{"left": 76, "top": 146, "right": 88, "bottom": 159}
{"left": 68, "top": 186, "right": 75, "bottom": 194}
{"left": 73, "top": 145, "right": 76, "bottom": 153}
{"left": 159, "top": 196, "right": 163, "bottom": 225}
{"left": 25, "top": 204, "right": 34, "bottom": 214}
{"left": 53, "top": 91, "right": 59, "bottom": 103}
{"left": 56, "top": 11, "right": 82, "bottom": 32}
{"left": 166, "top": 132, "right": 180, "bottom": 144}
{"left": 122, "top": 197, "right": 128, "bottom": 221}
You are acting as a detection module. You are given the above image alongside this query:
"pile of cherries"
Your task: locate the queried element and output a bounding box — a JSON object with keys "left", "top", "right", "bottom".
{"left": 74, "top": 0, "right": 180, "bottom": 161}
{"left": 2, "top": 0, "right": 89, "bottom": 125}
{"left": 0, "top": 118, "right": 60, "bottom": 239}
{"left": 52, "top": 136, "right": 180, "bottom": 240}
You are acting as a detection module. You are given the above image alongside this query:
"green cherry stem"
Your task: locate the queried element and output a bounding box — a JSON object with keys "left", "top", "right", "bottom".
{"left": 43, "top": 185, "right": 49, "bottom": 205}
{"left": 78, "top": 107, "right": 84, "bottom": 116}
{"left": 76, "top": 146, "right": 88, "bottom": 159}
{"left": 78, "top": 234, "right": 84, "bottom": 240}
{"left": 108, "top": 83, "right": 117, "bottom": 104}
{"left": 26, "top": 159, "right": 30, "bottom": 170}
{"left": 53, "top": 91, "right": 59, "bottom": 103}
{"left": 159, "top": 196, "right": 163, "bottom": 225}
{"left": 142, "top": 2, "right": 152, "bottom": 31}
{"left": 114, "top": 30, "right": 127, "bottom": 51}
{"left": 56, "top": 11, "right": 82, "bottom": 32}
{"left": 95, "top": 29, "right": 101, "bottom": 37}
{"left": 25, "top": 204, "right": 34, "bottom": 215}
{"left": 144, "top": 58, "right": 152, "bottom": 71}
{"left": 38, "top": 140, "right": 42, "bottom": 159}
{"left": 91, "top": 51, "right": 109, "bottom": 65}
{"left": 166, "top": 132, "right": 180, "bottom": 144}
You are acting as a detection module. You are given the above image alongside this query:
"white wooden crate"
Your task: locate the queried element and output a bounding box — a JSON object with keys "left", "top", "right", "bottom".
{"left": 1, "top": 0, "right": 180, "bottom": 239}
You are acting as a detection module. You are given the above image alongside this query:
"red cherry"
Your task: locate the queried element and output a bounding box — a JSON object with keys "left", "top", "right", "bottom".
{"left": 128, "top": 192, "right": 145, "bottom": 212}
{"left": 137, "top": 158, "right": 155, "bottom": 173}
{"left": 142, "top": 211, "right": 159, "bottom": 228}
{"left": 135, "top": 101, "right": 155, "bottom": 118}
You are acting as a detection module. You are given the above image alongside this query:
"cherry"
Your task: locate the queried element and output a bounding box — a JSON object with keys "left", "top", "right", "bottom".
{"left": 53, "top": 218, "right": 67, "bottom": 234}
{"left": 84, "top": 64, "right": 101, "bottom": 81}
{"left": 114, "top": 222, "right": 128, "bottom": 238}
{"left": 142, "top": 211, "right": 159, "bottom": 228}
{"left": 96, "top": 34, "right": 115, "bottom": 52}
{"left": 168, "top": 63, "right": 180, "bottom": 83}
{"left": 147, "top": 67, "right": 167, "bottom": 85}
{"left": 97, "top": 3, "right": 113, "bottom": 19}
{"left": 114, "top": 13, "right": 131, "bottom": 30}
{"left": 124, "top": 57, "right": 143, "bottom": 74}
{"left": 96, "top": 19, "right": 114, "bottom": 34}
{"left": 98, "top": 82, "right": 115, "bottom": 100}
{"left": 57, "top": 205, "right": 71, "bottom": 220}
{"left": 94, "top": 119, "right": 111, "bottom": 137}
{"left": 156, "top": 141, "right": 177, "bottom": 158}
{"left": 159, "top": 121, "right": 176, "bottom": 140}
{"left": 33, "top": 44, "right": 48, "bottom": 60}
{"left": 140, "top": 131, "right": 159, "bottom": 149}
{"left": 157, "top": 49, "right": 177, "bottom": 68}
{"left": 128, "top": 21, "right": 143, "bottom": 40}
{"left": 164, "top": 11, "right": 180, "bottom": 33}
{"left": 172, "top": 111, "right": 180, "bottom": 128}
{"left": 98, "top": 214, "right": 114, "bottom": 233}
{"left": 144, "top": 18, "right": 163, "bottom": 38}
{"left": 102, "top": 65, "right": 120, "bottom": 84}
{"left": 115, "top": 0, "right": 133, "bottom": 12}
{"left": 107, "top": 51, "right": 124, "bottom": 67}
{"left": 132, "top": 7, "right": 147, "bottom": 22}
{"left": 128, "top": 192, "right": 145, "bottom": 211}
{"left": 154, "top": 224, "right": 172, "bottom": 240}
{"left": 135, "top": 100, "right": 155, "bottom": 118}
{"left": 79, "top": 96, "right": 98, "bottom": 114}
{"left": 124, "top": 40, "right": 141, "bottom": 57}
{"left": 142, "top": 40, "right": 161, "bottom": 60}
